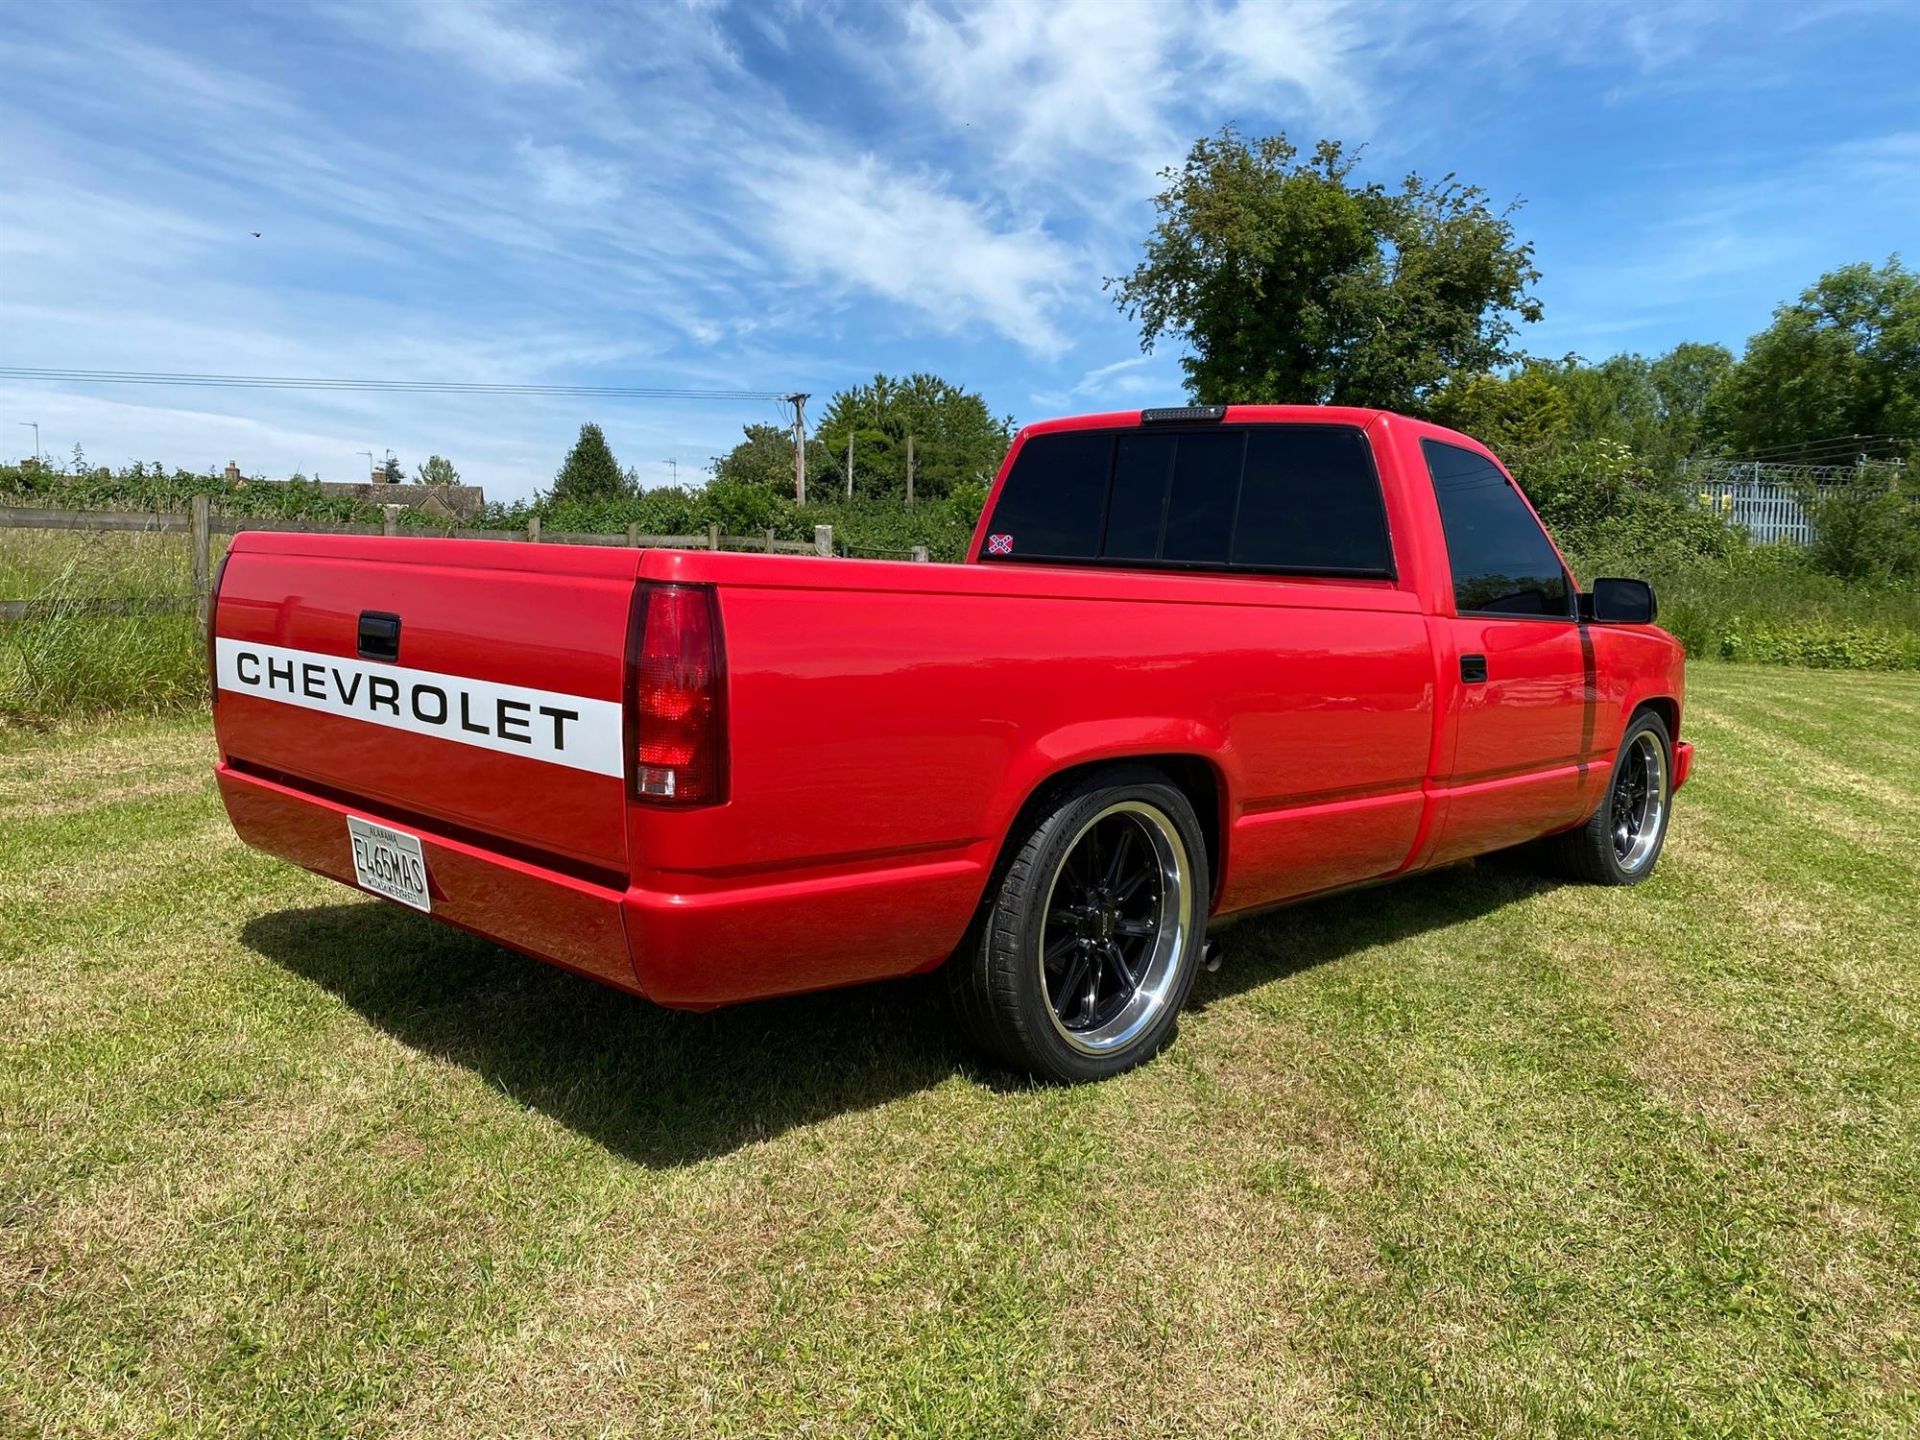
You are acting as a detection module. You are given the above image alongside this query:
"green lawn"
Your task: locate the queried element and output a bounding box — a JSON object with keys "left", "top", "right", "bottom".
{"left": 3, "top": 664, "right": 1918, "bottom": 1437}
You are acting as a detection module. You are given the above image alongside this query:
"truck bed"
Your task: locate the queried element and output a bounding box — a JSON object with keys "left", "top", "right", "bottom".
{"left": 215, "top": 534, "right": 1445, "bottom": 1005}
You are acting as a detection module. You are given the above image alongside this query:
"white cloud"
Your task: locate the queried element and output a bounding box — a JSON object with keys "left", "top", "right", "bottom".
{"left": 893, "top": 0, "right": 1372, "bottom": 186}
{"left": 515, "top": 139, "right": 622, "bottom": 207}
{"left": 1027, "top": 352, "right": 1186, "bottom": 412}
{"left": 1199, "top": 0, "right": 1370, "bottom": 122}
{"left": 397, "top": 0, "right": 582, "bottom": 86}
{"left": 744, "top": 153, "right": 1079, "bottom": 356}
{"left": 902, "top": 0, "right": 1182, "bottom": 175}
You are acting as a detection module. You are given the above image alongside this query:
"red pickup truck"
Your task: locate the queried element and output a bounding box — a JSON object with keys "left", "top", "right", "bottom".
{"left": 212, "top": 405, "right": 1690, "bottom": 1081}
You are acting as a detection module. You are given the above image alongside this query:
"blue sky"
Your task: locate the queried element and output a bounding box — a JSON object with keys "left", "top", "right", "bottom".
{"left": 3, "top": 0, "right": 1916, "bottom": 502}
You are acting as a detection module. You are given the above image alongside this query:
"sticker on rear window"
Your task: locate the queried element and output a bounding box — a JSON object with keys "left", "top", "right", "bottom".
{"left": 986, "top": 533, "right": 1014, "bottom": 555}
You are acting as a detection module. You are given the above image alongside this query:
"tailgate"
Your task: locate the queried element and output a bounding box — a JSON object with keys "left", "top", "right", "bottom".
{"left": 212, "top": 533, "right": 640, "bottom": 874}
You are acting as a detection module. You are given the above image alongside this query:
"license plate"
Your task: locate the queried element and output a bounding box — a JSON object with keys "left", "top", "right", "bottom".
{"left": 346, "top": 815, "right": 431, "bottom": 912}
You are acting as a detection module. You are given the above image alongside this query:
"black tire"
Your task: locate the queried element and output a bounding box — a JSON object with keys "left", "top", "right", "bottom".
{"left": 946, "top": 766, "right": 1210, "bottom": 1083}
{"left": 1544, "top": 709, "right": 1674, "bottom": 885}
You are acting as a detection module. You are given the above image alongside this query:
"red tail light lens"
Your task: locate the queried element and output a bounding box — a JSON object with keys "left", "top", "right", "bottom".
{"left": 629, "top": 583, "right": 726, "bottom": 805}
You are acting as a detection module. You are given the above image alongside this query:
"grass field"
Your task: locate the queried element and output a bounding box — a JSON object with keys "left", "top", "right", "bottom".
{"left": 3, "top": 664, "right": 1918, "bottom": 1437}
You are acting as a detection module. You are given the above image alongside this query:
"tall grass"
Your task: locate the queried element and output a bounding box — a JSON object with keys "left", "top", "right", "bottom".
{"left": 0, "top": 532, "right": 208, "bottom": 724}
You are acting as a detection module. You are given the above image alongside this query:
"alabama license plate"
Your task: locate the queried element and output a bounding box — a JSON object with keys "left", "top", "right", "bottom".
{"left": 346, "top": 815, "right": 431, "bottom": 912}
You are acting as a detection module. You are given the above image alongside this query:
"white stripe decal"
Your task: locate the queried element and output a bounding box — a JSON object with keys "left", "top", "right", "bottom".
{"left": 215, "top": 637, "right": 624, "bottom": 777}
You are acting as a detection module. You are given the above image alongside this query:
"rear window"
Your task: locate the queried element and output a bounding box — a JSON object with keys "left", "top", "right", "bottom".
{"left": 980, "top": 424, "right": 1391, "bottom": 576}
{"left": 977, "top": 431, "right": 1110, "bottom": 559}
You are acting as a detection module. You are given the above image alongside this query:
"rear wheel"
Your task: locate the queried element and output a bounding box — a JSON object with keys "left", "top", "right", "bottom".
{"left": 947, "top": 768, "right": 1209, "bottom": 1083}
{"left": 1545, "top": 710, "right": 1673, "bottom": 885}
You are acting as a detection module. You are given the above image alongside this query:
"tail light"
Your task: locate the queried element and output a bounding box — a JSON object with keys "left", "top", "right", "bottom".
{"left": 205, "top": 551, "right": 230, "bottom": 710}
{"left": 627, "top": 582, "right": 726, "bottom": 805}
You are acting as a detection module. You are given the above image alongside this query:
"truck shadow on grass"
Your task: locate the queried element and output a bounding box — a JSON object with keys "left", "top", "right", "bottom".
{"left": 241, "top": 856, "right": 1554, "bottom": 1169}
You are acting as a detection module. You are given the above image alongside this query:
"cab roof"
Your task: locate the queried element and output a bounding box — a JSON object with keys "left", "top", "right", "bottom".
{"left": 1020, "top": 404, "right": 1393, "bottom": 439}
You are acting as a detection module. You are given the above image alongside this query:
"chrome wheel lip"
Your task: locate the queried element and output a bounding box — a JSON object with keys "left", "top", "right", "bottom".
{"left": 1612, "top": 732, "right": 1668, "bottom": 874}
{"left": 1036, "top": 801, "right": 1193, "bottom": 1057}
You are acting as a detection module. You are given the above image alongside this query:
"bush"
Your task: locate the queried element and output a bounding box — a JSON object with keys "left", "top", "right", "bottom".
{"left": 0, "top": 462, "right": 389, "bottom": 526}
{"left": 1716, "top": 619, "right": 1920, "bottom": 670}
{"left": 1806, "top": 482, "right": 1920, "bottom": 583}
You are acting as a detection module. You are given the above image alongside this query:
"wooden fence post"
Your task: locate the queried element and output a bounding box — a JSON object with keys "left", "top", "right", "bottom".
{"left": 911, "top": 545, "right": 929, "bottom": 563}
{"left": 626, "top": 521, "right": 640, "bottom": 547}
{"left": 707, "top": 523, "right": 720, "bottom": 551}
{"left": 190, "top": 494, "right": 211, "bottom": 627}
{"left": 814, "top": 524, "right": 833, "bottom": 557}
{"left": 382, "top": 505, "right": 401, "bottom": 537}
{"left": 527, "top": 515, "right": 541, "bottom": 543}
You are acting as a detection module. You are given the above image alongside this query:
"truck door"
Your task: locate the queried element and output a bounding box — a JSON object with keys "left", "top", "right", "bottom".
{"left": 1419, "top": 438, "right": 1595, "bottom": 863}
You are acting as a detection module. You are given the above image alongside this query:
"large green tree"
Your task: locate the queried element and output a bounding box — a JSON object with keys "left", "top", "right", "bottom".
{"left": 549, "top": 423, "right": 632, "bottom": 504}
{"left": 709, "top": 423, "right": 832, "bottom": 497}
{"left": 712, "top": 376, "right": 1011, "bottom": 505}
{"left": 1709, "top": 258, "right": 1920, "bottom": 454}
{"left": 813, "top": 373, "right": 1012, "bottom": 503}
{"left": 1108, "top": 129, "right": 1542, "bottom": 409}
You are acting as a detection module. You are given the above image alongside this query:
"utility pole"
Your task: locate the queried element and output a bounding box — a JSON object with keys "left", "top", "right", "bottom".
{"left": 665, "top": 457, "right": 678, "bottom": 485}
{"left": 905, "top": 433, "right": 915, "bottom": 507}
{"left": 788, "top": 393, "right": 809, "bottom": 504}
{"left": 845, "top": 432, "right": 854, "bottom": 500}
{"left": 358, "top": 450, "right": 375, "bottom": 483}
{"left": 17, "top": 422, "right": 39, "bottom": 464}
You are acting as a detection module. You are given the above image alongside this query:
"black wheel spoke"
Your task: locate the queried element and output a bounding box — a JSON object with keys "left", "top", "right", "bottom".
{"left": 1104, "top": 825, "right": 1133, "bottom": 889}
{"left": 1043, "top": 932, "right": 1078, "bottom": 966}
{"left": 1106, "top": 941, "right": 1137, "bottom": 992}
{"left": 1053, "top": 949, "right": 1090, "bottom": 1016}
{"left": 1114, "top": 918, "right": 1155, "bottom": 939}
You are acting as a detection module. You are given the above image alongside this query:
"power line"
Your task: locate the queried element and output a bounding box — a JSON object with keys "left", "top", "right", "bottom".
{"left": 1725, "top": 432, "right": 1920, "bottom": 463}
{"left": 0, "top": 366, "right": 794, "bottom": 403}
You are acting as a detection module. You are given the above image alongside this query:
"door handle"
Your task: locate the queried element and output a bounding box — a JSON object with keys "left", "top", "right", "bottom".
{"left": 1460, "top": 653, "right": 1487, "bottom": 684}
{"left": 357, "top": 611, "right": 402, "bottom": 661}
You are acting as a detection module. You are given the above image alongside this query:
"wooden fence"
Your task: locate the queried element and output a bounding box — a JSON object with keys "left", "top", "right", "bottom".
{"left": 0, "top": 500, "right": 929, "bottom": 625}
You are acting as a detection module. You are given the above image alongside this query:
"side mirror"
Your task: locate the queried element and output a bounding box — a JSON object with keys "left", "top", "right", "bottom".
{"left": 1588, "top": 577, "right": 1657, "bottom": 625}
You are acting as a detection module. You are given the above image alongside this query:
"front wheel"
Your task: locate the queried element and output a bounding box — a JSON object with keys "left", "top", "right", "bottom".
{"left": 947, "top": 768, "right": 1209, "bottom": 1083}
{"left": 1545, "top": 710, "right": 1674, "bottom": 885}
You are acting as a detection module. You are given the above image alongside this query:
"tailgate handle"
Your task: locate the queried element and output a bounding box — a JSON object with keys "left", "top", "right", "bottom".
{"left": 357, "top": 611, "right": 402, "bottom": 661}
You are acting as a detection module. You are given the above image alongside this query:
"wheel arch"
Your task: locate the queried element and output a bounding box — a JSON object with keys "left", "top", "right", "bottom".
{"left": 987, "top": 752, "right": 1226, "bottom": 912}
{"left": 1634, "top": 694, "right": 1680, "bottom": 743}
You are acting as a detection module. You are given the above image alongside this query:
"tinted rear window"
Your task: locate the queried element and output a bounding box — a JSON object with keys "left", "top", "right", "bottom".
{"left": 1105, "top": 434, "right": 1174, "bottom": 560}
{"left": 1233, "top": 428, "right": 1390, "bottom": 572}
{"left": 1163, "top": 430, "right": 1244, "bottom": 562}
{"left": 981, "top": 424, "right": 1390, "bottom": 576}
{"left": 978, "top": 431, "right": 1110, "bottom": 559}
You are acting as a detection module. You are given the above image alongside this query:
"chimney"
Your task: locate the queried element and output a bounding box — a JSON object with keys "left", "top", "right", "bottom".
{"left": 223, "top": 460, "right": 242, "bottom": 482}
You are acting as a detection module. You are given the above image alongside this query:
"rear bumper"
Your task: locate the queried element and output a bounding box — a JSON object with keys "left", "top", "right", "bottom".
{"left": 218, "top": 763, "right": 640, "bottom": 993}
{"left": 1673, "top": 740, "right": 1694, "bottom": 791}
{"left": 216, "top": 763, "right": 986, "bottom": 1009}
